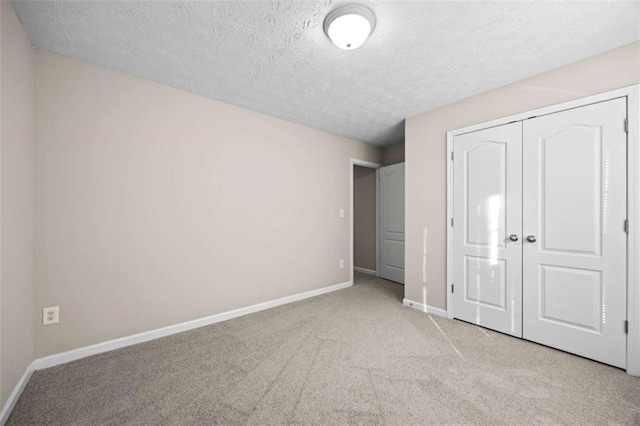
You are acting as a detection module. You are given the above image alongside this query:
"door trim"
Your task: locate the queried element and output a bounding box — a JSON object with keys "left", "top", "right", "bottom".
{"left": 350, "top": 159, "right": 383, "bottom": 285}
{"left": 445, "top": 84, "right": 640, "bottom": 375}
{"left": 626, "top": 86, "right": 639, "bottom": 376}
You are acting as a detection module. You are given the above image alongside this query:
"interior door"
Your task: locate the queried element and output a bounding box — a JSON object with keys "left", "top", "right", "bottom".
{"left": 522, "top": 98, "right": 628, "bottom": 368}
{"left": 452, "top": 122, "right": 523, "bottom": 337}
{"left": 378, "top": 163, "right": 405, "bottom": 284}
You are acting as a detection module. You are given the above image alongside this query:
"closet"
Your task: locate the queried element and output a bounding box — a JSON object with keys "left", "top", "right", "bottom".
{"left": 451, "top": 97, "right": 628, "bottom": 368}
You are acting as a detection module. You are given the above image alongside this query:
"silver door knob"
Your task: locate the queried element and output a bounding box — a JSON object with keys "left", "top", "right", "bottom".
{"left": 509, "top": 234, "right": 518, "bottom": 242}
{"left": 527, "top": 235, "right": 537, "bottom": 243}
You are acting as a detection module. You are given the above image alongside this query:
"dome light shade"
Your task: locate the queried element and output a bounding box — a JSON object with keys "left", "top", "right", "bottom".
{"left": 323, "top": 4, "right": 376, "bottom": 50}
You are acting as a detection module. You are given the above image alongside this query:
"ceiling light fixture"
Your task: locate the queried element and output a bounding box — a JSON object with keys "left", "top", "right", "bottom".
{"left": 323, "top": 4, "right": 376, "bottom": 50}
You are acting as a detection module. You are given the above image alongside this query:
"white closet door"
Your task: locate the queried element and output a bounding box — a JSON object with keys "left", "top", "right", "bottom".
{"left": 379, "top": 163, "right": 405, "bottom": 284}
{"left": 522, "top": 98, "right": 627, "bottom": 368}
{"left": 453, "top": 122, "right": 523, "bottom": 337}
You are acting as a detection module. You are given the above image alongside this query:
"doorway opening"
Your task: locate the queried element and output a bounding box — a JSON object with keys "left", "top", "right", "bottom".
{"left": 353, "top": 163, "right": 379, "bottom": 278}
{"left": 350, "top": 158, "right": 406, "bottom": 286}
{"left": 350, "top": 160, "right": 381, "bottom": 284}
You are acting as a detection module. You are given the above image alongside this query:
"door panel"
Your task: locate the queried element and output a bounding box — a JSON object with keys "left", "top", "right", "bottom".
{"left": 539, "top": 265, "right": 602, "bottom": 333}
{"left": 464, "top": 256, "right": 506, "bottom": 309}
{"left": 453, "top": 122, "right": 523, "bottom": 337}
{"left": 522, "top": 98, "right": 627, "bottom": 368}
{"left": 384, "top": 240, "right": 404, "bottom": 269}
{"left": 466, "top": 142, "right": 508, "bottom": 248}
{"left": 541, "top": 126, "right": 603, "bottom": 255}
{"left": 379, "top": 163, "right": 405, "bottom": 283}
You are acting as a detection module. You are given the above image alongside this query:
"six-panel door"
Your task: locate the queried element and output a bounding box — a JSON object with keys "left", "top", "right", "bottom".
{"left": 522, "top": 98, "right": 628, "bottom": 369}
{"left": 452, "top": 122, "right": 523, "bottom": 337}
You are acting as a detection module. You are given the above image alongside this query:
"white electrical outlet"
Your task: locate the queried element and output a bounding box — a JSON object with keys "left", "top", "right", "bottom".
{"left": 43, "top": 306, "right": 59, "bottom": 325}
{"left": 339, "top": 259, "right": 345, "bottom": 269}
{"left": 339, "top": 209, "right": 344, "bottom": 218}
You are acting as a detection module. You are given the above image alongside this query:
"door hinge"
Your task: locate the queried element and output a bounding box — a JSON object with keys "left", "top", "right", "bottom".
{"left": 625, "top": 219, "right": 629, "bottom": 234}
{"left": 451, "top": 151, "right": 454, "bottom": 161}
{"left": 624, "top": 320, "right": 629, "bottom": 334}
{"left": 451, "top": 218, "right": 454, "bottom": 227}
{"left": 624, "top": 118, "right": 629, "bottom": 134}
{"left": 451, "top": 284, "right": 454, "bottom": 294}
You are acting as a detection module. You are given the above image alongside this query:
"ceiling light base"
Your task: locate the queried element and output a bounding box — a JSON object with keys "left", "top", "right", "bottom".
{"left": 323, "top": 4, "right": 376, "bottom": 50}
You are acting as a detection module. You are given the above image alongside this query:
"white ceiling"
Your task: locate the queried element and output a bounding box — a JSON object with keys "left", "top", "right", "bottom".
{"left": 12, "top": 0, "right": 640, "bottom": 146}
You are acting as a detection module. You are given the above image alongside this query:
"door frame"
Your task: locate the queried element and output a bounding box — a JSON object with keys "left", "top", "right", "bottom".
{"left": 350, "top": 159, "right": 383, "bottom": 284}
{"left": 445, "top": 84, "right": 640, "bottom": 375}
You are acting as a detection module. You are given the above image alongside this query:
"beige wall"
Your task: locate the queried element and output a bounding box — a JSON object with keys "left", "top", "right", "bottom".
{"left": 353, "top": 166, "right": 376, "bottom": 271}
{"left": 0, "top": 1, "right": 35, "bottom": 407}
{"left": 383, "top": 143, "right": 404, "bottom": 166}
{"left": 34, "top": 51, "right": 381, "bottom": 357}
{"left": 405, "top": 42, "right": 640, "bottom": 310}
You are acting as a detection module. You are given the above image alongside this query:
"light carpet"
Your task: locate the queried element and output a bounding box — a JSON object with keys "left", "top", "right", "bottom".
{"left": 8, "top": 273, "right": 640, "bottom": 425}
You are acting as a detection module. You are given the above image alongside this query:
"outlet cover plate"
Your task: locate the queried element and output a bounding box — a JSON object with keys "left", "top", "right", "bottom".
{"left": 43, "top": 306, "right": 59, "bottom": 325}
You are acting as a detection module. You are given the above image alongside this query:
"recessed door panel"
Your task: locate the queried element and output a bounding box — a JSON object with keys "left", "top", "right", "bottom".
{"left": 540, "top": 265, "right": 602, "bottom": 333}
{"left": 384, "top": 240, "right": 404, "bottom": 270}
{"left": 453, "top": 122, "right": 522, "bottom": 337}
{"left": 523, "top": 98, "right": 627, "bottom": 369}
{"left": 542, "top": 126, "right": 602, "bottom": 255}
{"left": 384, "top": 170, "right": 405, "bottom": 234}
{"left": 466, "top": 143, "right": 506, "bottom": 248}
{"left": 464, "top": 256, "right": 506, "bottom": 310}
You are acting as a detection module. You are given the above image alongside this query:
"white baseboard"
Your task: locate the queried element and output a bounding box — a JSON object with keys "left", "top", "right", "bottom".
{"left": 1, "top": 280, "right": 353, "bottom": 423}
{"left": 33, "top": 280, "right": 352, "bottom": 371}
{"left": 353, "top": 267, "right": 376, "bottom": 275}
{"left": 0, "top": 362, "right": 35, "bottom": 425}
{"left": 403, "top": 298, "right": 448, "bottom": 318}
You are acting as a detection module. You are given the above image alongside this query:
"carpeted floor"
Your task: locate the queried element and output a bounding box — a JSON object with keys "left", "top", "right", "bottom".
{"left": 8, "top": 272, "right": 640, "bottom": 425}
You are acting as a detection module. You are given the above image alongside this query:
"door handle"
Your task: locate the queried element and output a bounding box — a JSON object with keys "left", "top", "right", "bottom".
{"left": 509, "top": 234, "right": 519, "bottom": 242}
{"left": 526, "top": 235, "right": 537, "bottom": 243}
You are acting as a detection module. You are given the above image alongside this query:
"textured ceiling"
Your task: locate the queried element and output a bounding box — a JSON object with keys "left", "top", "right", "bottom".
{"left": 12, "top": 0, "right": 640, "bottom": 146}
